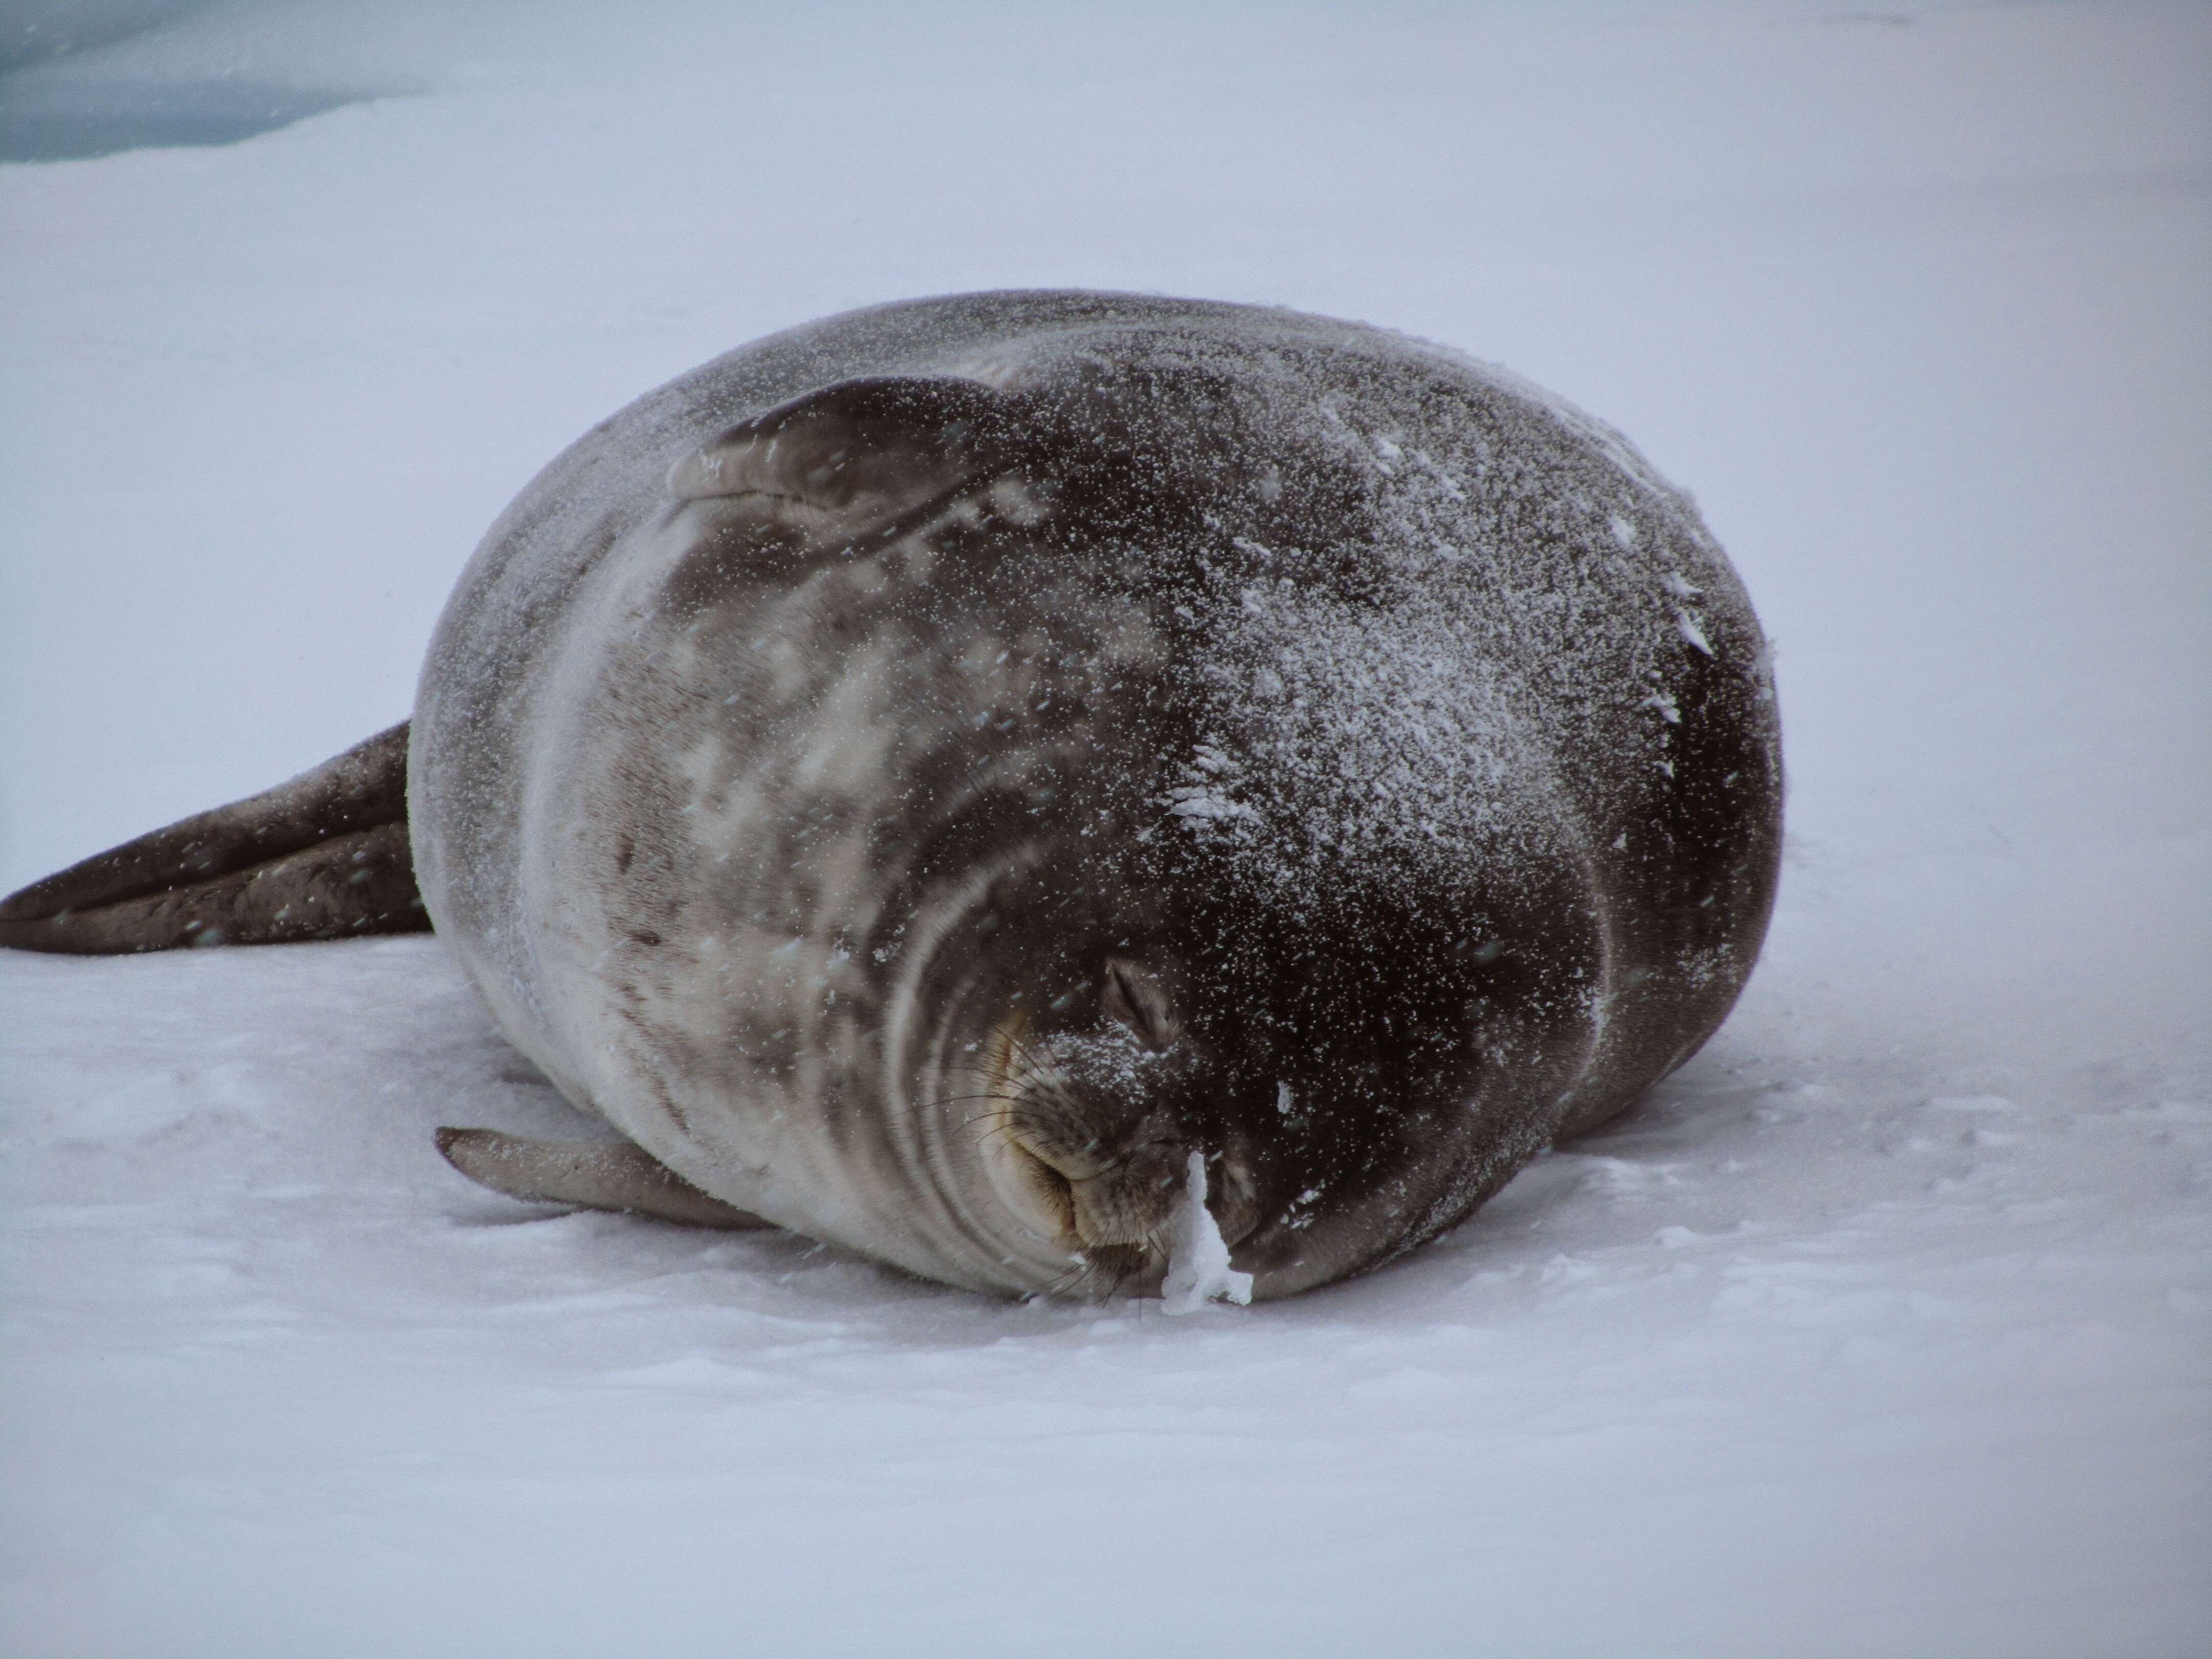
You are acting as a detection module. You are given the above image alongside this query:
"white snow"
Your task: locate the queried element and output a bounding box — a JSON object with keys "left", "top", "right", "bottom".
{"left": 1160, "top": 1151, "right": 1257, "bottom": 1314}
{"left": 1, "top": 3, "right": 2207, "bottom": 1655}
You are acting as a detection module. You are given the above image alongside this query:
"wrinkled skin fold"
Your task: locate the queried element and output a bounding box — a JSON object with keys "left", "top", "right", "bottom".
{"left": 1, "top": 292, "right": 1783, "bottom": 1302}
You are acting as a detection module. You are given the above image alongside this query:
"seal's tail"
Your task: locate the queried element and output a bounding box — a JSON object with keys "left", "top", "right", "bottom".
{"left": 0, "top": 722, "right": 428, "bottom": 954}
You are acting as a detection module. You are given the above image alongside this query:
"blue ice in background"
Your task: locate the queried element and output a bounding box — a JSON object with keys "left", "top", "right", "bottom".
{"left": 0, "top": 0, "right": 370, "bottom": 160}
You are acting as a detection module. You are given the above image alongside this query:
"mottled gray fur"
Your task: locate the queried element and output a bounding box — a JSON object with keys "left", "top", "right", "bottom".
{"left": 409, "top": 292, "right": 1782, "bottom": 1298}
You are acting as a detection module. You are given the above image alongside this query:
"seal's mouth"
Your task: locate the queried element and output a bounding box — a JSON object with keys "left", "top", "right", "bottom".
{"left": 973, "top": 1010, "right": 1261, "bottom": 1295}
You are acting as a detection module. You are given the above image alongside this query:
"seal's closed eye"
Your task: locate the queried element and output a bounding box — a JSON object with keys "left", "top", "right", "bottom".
{"left": 1100, "top": 956, "right": 1180, "bottom": 1052}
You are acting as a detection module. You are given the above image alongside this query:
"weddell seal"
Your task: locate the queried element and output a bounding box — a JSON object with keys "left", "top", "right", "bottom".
{"left": 0, "top": 291, "right": 1782, "bottom": 1302}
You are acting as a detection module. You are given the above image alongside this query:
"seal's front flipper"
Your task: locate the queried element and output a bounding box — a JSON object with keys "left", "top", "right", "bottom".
{"left": 436, "top": 1127, "right": 775, "bottom": 1230}
{"left": 0, "top": 722, "right": 426, "bottom": 954}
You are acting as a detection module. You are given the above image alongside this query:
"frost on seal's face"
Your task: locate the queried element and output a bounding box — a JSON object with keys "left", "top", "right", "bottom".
{"left": 934, "top": 806, "right": 1609, "bottom": 1303}
{"left": 961, "top": 917, "right": 1524, "bottom": 1302}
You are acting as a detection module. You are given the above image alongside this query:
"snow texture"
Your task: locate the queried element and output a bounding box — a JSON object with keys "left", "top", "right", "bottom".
{"left": 1161, "top": 1151, "right": 1256, "bottom": 1314}
{"left": 1, "top": 3, "right": 2206, "bottom": 1655}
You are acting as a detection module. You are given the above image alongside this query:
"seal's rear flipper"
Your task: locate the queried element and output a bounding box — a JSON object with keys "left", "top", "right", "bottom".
{"left": 0, "top": 721, "right": 427, "bottom": 954}
{"left": 436, "top": 1128, "right": 775, "bottom": 1229}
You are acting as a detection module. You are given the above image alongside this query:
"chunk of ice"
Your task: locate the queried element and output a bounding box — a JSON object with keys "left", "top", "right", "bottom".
{"left": 1161, "top": 1151, "right": 1253, "bottom": 1314}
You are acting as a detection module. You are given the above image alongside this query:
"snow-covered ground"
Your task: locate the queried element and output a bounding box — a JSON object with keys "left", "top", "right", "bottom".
{"left": 2, "top": 3, "right": 2205, "bottom": 1654}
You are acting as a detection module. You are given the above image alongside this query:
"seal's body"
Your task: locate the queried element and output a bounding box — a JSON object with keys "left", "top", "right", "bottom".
{"left": 2, "top": 292, "right": 1782, "bottom": 1301}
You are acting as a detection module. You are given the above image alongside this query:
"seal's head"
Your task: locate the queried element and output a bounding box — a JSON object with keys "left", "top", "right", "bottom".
{"left": 917, "top": 826, "right": 1606, "bottom": 1304}
{"left": 972, "top": 955, "right": 1264, "bottom": 1297}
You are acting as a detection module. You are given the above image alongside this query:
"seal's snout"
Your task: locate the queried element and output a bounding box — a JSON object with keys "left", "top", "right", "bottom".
{"left": 975, "top": 995, "right": 1261, "bottom": 1273}
{"left": 964, "top": 950, "right": 1281, "bottom": 1295}
{"left": 997, "top": 1103, "right": 1261, "bottom": 1260}
{"left": 1054, "top": 1129, "right": 1188, "bottom": 1251}
{"left": 1011, "top": 1124, "right": 1261, "bottom": 1284}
